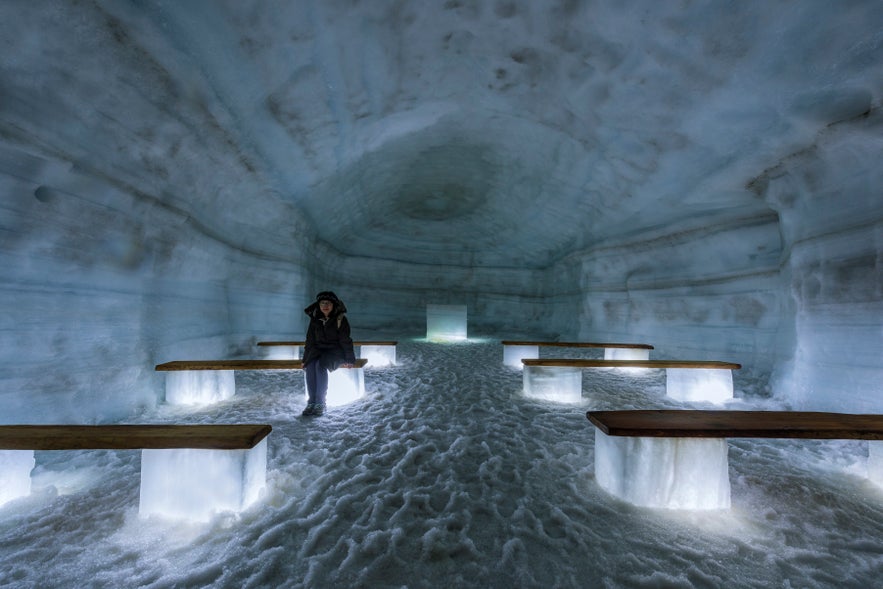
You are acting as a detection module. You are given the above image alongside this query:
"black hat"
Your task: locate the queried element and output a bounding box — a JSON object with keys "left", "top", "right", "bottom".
{"left": 315, "top": 291, "right": 340, "bottom": 303}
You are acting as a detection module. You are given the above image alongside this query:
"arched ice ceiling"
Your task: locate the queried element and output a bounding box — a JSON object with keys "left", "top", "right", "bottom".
{"left": 101, "top": 0, "right": 879, "bottom": 268}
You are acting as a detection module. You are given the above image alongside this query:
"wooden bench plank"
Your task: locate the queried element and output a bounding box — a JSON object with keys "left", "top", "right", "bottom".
{"left": 0, "top": 424, "right": 272, "bottom": 450}
{"left": 523, "top": 359, "right": 740, "bottom": 369}
{"left": 257, "top": 341, "right": 397, "bottom": 346}
{"left": 155, "top": 359, "right": 367, "bottom": 371}
{"left": 502, "top": 340, "right": 653, "bottom": 349}
{"left": 587, "top": 410, "right": 883, "bottom": 440}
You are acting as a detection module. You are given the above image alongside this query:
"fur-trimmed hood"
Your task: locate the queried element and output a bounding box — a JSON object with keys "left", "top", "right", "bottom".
{"left": 304, "top": 290, "right": 348, "bottom": 318}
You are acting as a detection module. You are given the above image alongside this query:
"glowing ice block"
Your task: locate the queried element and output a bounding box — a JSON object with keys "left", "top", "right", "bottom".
{"left": 594, "top": 430, "right": 731, "bottom": 509}
{"left": 604, "top": 347, "right": 651, "bottom": 361}
{"left": 360, "top": 345, "right": 395, "bottom": 367}
{"left": 523, "top": 365, "right": 582, "bottom": 403}
{"left": 304, "top": 367, "right": 365, "bottom": 407}
{"left": 139, "top": 438, "right": 267, "bottom": 522}
{"left": 165, "top": 370, "right": 236, "bottom": 405}
{"left": 263, "top": 345, "right": 299, "bottom": 360}
{"left": 665, "top": 368, "right": 733, "bottom": 403}
{"left": 426, "top": 304, "right": 467, "bottom": 341}
{"left": 0, "top": 449, "right": 35, "bottom": 506}
{"left": 503, "top": 345, "right": 539, "bottom": 368}
{"left": 869, "top": 441, "right": 883, "bottom": 488}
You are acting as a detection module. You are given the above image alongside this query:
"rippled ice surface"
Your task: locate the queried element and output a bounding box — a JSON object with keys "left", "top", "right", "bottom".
{"left": 1, "top": 340, "right": 882, "bottom": 588}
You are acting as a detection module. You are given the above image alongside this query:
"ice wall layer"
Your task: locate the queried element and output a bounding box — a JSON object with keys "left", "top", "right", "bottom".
{"left": 559, "top": 210, "right": 785, "bottom": 375}
{"left": 760, "top": 112, "right": 883, "bottom": 412}
{"left": 0, "top": 2, "right": 315, "bottom": 423}
{"left": 0, "top": 145, "right": 313, "bottom": 423}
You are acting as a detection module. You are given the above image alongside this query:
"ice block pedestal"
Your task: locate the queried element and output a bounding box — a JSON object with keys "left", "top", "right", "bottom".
{"left": 139, "top": 438, "right": 268, "bottom": 522}
{"left": 604, "top": 347, "right": 651, "bottom": 361}
{"left": 263, "top": 344, "right": 299, "bottom": 360}
{"left": 594, "top": 430, "right": 731, "bottom": 509}
{"left": 165, "top": 370, "right": 236, "bottom": 405}
{"left": 666, "top": 368, "right": 734, "bottom": 403}
{"left": 304, "top": 365, "right": 366, "bottom": 407}
{"left": 503, "top": 344, "right": 539, "bottom": 368}
{"left": 523, "top": 365, "right": 582, "bottom": 403}
{"left": 868, "top": 441, "right": 883, "bottom": 488}
{"left": 0, "top": 450, "right": 36, "bottom": 506}
{"left": 426, "top": 304, "right": 467, "bottom": 341}
{"left": 359, "top": 344, "right": 396, "bottom": 367}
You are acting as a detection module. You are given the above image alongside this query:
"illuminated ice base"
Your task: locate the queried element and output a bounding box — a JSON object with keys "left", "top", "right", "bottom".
{"left": 604, "top": 348, "right": 651, "bottom": 361}
{"left": 868, "top": 441, "right": 883, "bottom": 488}
{"left": 0, "top": 450, "right": 35, "bottom": 507}
{"left": 139, "top": 438, "right": 267, "bottom": 522}
{"left": 263, "top": 345, "right": 299, "bottom": 360}
{"left": 594, "top": 430, "right": 731, "bottom": 509}
{"left": 165, "top": 370, "right": 236, "bottom": 405}
{"left": 360, "top": 345, "right": 396, "bottom": 367}
{"left": 304, "top": 367, "right": 366, "bottom": 407}
{"left": 503, "top": 345, "right": 539, "bottom": 368}
{"left": 666, "top": 368, "right": 733, "bottom": 403}
{"left": 523, "top": 365, "right": 581, "bottom": 403}
{"left": 426, "top": 304, "right": 467, "bottom": 341}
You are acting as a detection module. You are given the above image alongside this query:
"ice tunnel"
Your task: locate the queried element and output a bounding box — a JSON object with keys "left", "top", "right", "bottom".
{"left": 1, "top": 0, "right": 881, "bottom": 423}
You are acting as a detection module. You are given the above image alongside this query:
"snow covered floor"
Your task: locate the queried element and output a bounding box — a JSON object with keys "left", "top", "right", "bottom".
{"left": 2, "top": 339, "right": 883, "bottom": 588}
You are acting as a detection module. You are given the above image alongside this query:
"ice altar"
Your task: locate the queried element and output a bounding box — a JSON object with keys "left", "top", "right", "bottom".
{"left": 426, "top": 305, "right": 467, "bottom": 342}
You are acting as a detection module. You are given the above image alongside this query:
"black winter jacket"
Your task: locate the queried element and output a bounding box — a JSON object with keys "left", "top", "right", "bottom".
{"left": 302, "top": 300, "right": 356, "bottom": 371}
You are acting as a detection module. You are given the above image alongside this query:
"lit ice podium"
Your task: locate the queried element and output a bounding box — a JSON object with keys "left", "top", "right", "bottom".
{"left": 156, "top": 359, "right": 368, "bottom": 407}
{"left": 426, "top": 304, "right": 467, "bottom": 341}
{"left": 502, "top": 340, "right": 654, "bottom": 368}
{"left": 587, "top": 410, "right": 883, "bottom": 510}
{"left": 521, "top": 359, "right": 741, "bottom": 404}
{"left": 257, "top": 341, "right": 397, "bottom": 367}
{"left": 0, "top": 424, "right": 271, "bottom": 521}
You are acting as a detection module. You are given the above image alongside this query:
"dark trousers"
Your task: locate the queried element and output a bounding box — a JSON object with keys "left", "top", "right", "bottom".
{"left": 304, "top": 360, "right": 329, "bottom": 406}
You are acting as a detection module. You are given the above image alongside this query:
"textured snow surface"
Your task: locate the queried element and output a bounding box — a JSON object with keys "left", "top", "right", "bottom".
{"left": 2, "top": 341, "right": 882, "bottom": 588}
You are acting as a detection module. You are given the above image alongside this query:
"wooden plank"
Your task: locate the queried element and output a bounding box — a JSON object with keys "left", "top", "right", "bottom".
{"left": 157, "top": 359, "right": 304, "bottom": 371}
{"left": 0, "top": 424, "right": 272, "bottom": 450}
{"left": 587, "top": 410, "right": 883, "bottom": 440}
{"left": 502, "top": 340, "right": 653, "bottom": 349}
{"left": 155, "top": 359, "right": 368, "bottom": 371}
{"left": 522, "top": 359, "right": 741, "bottom": 369}
{"left": 257, "top": 341, "right": 397, "bottom": 346}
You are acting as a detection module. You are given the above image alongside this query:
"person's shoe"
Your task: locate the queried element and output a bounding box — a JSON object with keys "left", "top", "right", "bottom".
{"left": 301, "top": 403, "right": 316, "bottom": 416}
{"left": 313, "top": 404, "right": 326, "bottom": 416}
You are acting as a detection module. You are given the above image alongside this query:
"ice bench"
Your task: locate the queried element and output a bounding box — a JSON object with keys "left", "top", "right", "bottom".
{"left": 155, "top": 359, "right": 368, "bottom": 406}
{"left": 587, "top": 410, "right": 883, "bottom": 510}
{"left": 501, "top": 340, "right": 654, "bottom": 368}
{"left": 257, "top": 341, "right": 397, "bottom": 367}
{"left": 521, "top": 359, "right": 741, "bottom": 403}
{"left": 0, "top": 424, "right": 271, "bottom": 521}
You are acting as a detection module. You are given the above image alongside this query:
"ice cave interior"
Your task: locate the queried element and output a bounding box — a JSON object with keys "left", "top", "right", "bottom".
{"left": 1, "top": 0, "right": 881, "bottom": 423}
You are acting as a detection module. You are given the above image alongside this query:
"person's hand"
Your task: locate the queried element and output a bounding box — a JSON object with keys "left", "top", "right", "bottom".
{"left": 341, "top": 363, "right": 355, "bottom": 368}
